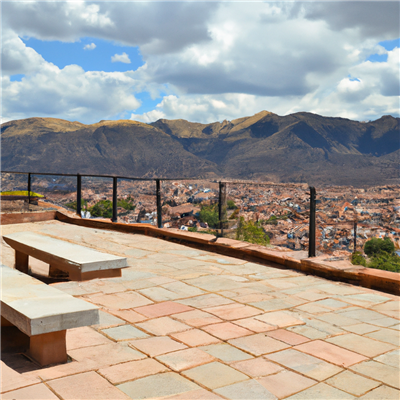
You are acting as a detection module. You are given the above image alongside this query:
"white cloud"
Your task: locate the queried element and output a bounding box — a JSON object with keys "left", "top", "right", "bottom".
{"left": 1, "top": 2, "right": 399, "bottom": 124}
{"left": 111, "top": 52, "right": 131, "bottom": 64}
{"left": 83, "top": 42, "right": 96, "bottom": 50}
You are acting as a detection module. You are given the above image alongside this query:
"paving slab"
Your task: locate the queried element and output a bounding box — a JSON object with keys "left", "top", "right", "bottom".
{"left": 66, "top": 326, "right": 112, "bottom": 350}
{"left": 134, "top": 301, "right": 193, "bottom": 318}
{"left": 102, "top": 325, "right": 150, "bottom": 341}
{"left": 265, "top": 349, "right": 343, "bottom": 381}
{"left": 1, "top": 383, "right": 59, "bottom": 399}
{"left": 265, "top": 329, "right": 309, "bottom": 345}
{"left": 87, "top": 291, "right": 153, "bottom": 310}
{"left": 374, "top": 349, "right": 400, "bottom": 368}
{"left": 171, "top": 310, "right": 223, "bottom": 327}
{"left": 349, "top": 360, "right": 400, "bottom": 389}
{"left": 47, "top": 371, "right": 130, "bottom": 399}
{"left": 157, "top": 388, "right": 224, "bottom": 399}
{"left": 255, "top": 311, "right": 305, "bottom": 328}
{"left": 92, "top": 310, "right": 126, "bottom": 329}
{"left": 365, "top": 327, "right": 400, "bottom": 345}
{"left": 231, "top": 357, "right": 284, "bottom": 377}
{"left": 0, "top": 361, "right": 41, "bottom": 393}
{"left": 98, "top": 358, "right": 170, "bottom": 384}
{"left": 294, "top": 340, "right": 368, "bottom": 367}
{"left": 201, "top": 322, "right": 253, "bottom": 340}
{"left": 171, "top": 329, "right": 221, "bottom": 347}
{"left": 156, "top": 348, "right": 215, "bottom": 371}
{"left": 214, "top": 379, "right": 277, "bottom": 400}
{"left": 326, "top": 333, "right": 396, "bottom": 357}
{"left": 177, "top": 294, "right": 234, "bottom": 308}
{"left": 129, "top": 336, "right": 187, "bottom": 357}
{"left": 136, "top": 316, "right": 191, "bottom": 336}
{"left": 358, "top": 385, "right": 400, "bottom": 399}
{"left": 285, "top": 382, "right": 355, "bottom": 399}
{"left": 107, "top": 309, "right": 148, "bottom": 323}
{"left": 257, "top": 370, "right": 317, "bottom": 399}
{"left": 232, "top": 317, "right": 276, "bottom": 332}
{"left": 228, "top": 333, "right": 290, "bottom": 356}
{"left": 325, "top": 370, "right": 380, "bottom": 396}
{"left": 203, "top": 303, "right": 263, "bottom": 320}
{"left": 117, "top": 372, "right": 200, "bottom": 399}
{"left": 182, "top": 362, "right": 248, "bottom": 390}
{"left": 199, "top": 343, "right": 253, "bottom": 363}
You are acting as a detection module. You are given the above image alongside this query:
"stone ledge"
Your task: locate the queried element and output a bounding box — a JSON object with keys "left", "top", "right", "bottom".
{"left": 1, "top": 210, "right": 398, "bottom": 296}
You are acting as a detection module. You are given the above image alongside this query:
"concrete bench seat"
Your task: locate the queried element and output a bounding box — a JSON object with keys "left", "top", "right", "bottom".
{"left": 1, "top": 264, "right": 99, "bottom": 366}
{"left": 3, "top": 231, "right": 128, "bottom": 281}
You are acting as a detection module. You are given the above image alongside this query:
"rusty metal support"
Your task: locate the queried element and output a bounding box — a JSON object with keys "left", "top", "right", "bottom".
{"left": 218, "top": 182, "right": 227, "bottom": 237}
{"left": 27, "top": 173, "right": 31, "bottom": 206}
{"left": 354, "top": 220, "right": 357, "bottom": 252}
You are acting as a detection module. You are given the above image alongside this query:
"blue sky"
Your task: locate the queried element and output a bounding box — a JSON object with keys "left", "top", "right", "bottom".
{"left": 2, "top": 2, "right": 399, "bottom": 124}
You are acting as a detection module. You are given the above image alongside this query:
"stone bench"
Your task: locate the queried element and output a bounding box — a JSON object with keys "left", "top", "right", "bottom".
{"left": 1, "top": 264, "right": 99, "bottom": 366}
{"left": 3, "top": 231, "right": 128, "bottom": 281}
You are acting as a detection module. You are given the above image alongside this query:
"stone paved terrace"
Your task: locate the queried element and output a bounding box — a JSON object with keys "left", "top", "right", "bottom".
{"left": 1, "top": 220, "right": 399, "bottom": 400}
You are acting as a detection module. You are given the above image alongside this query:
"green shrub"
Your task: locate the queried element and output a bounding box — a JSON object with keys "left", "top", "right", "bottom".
{"left": 236, "top": 217, "right": 270, "bottom": 246}
{"left": 367, "top": 252, "right": 400, "bottom": 273}
{"left": 351, "top": 251, "right": 366, "bottom": 267}
{"left": 227, "top": 200, "right": 237, "bottom": 210}
{"left": 89, "top": 200, "right": 113, "bottom": 218}
{"left": 188, "top": 227, "right": 198, "bottom": 232}
{"left": 65, "top": 199, "right": 88, "bottom": 211}
{"left": 199, "top": 204, "right": 219, "bottom": 228}
{"left": 117, "top": 196, "right": 136, "bottom": 211}
{"left": 364, "top": 237, "right": 395, "bottom": 257}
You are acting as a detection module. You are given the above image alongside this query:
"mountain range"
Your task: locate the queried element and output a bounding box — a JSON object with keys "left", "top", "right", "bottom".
{"left": 1, "top": 111, "right": 399, "bottom": 186}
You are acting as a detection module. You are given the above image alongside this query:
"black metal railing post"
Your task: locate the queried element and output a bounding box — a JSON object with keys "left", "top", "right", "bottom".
{"left": 156, "top": 179, "right": 162, "bottom": 228}
{"left": 27, "top": 173, "right": 31, "bottom": 204}
{"left": 112, "top": 177, "right": 118, "bottom": 222}
{"left": 218, "top": 181, "right": 227, "bottom": 237}
{"left": 353, "top": 220, "right": 357, "bottom": 252}
{"left": 308, "top": 186, "right": 316, "bottom": 257}
{"left": 77, "top": 174, "right": 82, "bottom": 217}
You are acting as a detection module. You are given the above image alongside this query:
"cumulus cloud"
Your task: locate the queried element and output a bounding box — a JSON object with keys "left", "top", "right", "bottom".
{"left": 83, "top": 42, "right": 96, "bottom": 50}
{"left": 111, "top": 52, "right": 131, "bottom": 64}
{"left": 1, "top": 2, "right": 399, "bottom": 124}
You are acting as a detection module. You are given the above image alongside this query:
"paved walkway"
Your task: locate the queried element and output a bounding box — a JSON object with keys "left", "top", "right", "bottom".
{"left": 1, "top": 220, "right": 399, "bottom": 399}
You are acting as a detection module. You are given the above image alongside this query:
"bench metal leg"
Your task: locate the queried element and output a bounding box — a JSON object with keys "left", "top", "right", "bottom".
{"left": 29, "top": 330, "right": 67, "bottom": 366}
{"left": 15, "top": 251, "right": 29, "bottom": 274}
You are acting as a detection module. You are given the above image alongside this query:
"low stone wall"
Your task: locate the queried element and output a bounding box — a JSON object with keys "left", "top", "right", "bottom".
{"left": 1, "top": 210, "right": 399, "bottom": 295}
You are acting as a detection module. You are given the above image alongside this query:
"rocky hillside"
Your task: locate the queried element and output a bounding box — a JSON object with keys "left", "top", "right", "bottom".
{"left": 1, "top": 112, "right": 399, "bottom": 186}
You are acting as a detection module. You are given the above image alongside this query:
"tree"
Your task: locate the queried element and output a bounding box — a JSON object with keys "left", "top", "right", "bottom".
{"left": 364, "top": 237, "right": 394, "bottom": 257}
{"left": 89, "top": 200, "right": 113, "bottom": 218}
{"left": 227, "top": 200, "right": 237, "bottom": 210}
{"left": 199, "top": 204, "right": 219, "bottom": 228}
{"left": 236, "top": 217, "right": 270, "bottom": 246}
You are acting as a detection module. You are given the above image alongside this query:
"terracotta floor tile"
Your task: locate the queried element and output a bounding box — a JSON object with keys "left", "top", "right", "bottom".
{"left": 266, "top": 329, "right": 309, "bottom": 345}
{"left": 102, "top": 324, "right": 150, "bottom": 341}
{"left": 171, "top": 310, "right": 223, "bottom": 327}
{"left": 255, "top": 311, "right": 305, "bottom": 328}
{"left": 228, "top": 333, "right": 290, "bottom": 356}
{"left": 182, "top": 362, "right": 248, "bottom": 390}
{"left": 326, "top": 333, "right": 396, "bottom": 357}
{"left": 47, "top": 371, "right": 130, "bottom": 399}
{"left": 203, "top": 303, "right": 263, "bottom": 320}
{"left": 214, "top": 379, "right": 277, "bottom": 399}
{"left": 201, "top": 322, "right": 252, "bottom": 340}
{"left": 98, "top": 358, "right": 170, "bottom": 384}
{"left": 294, "top": 340, "right": 368, "bottom": 367}
{"left": 68, "top": 342, "right": 146, "bottom": 368}
{"left": 156, "top": 388, "right": 224, "bottom": 399}
{"left": 117, "top": 372, "right": 200, "bottom": 399}
{"left": 108, "top": 309, "right": 148, "bottom": 323}
{"left": 258, "top": 370, "right": 317, "bottom": 398}
{"left": 231, "top": 357, "right": 284, "bottom": 377}
{"left": 265, "top": 349, "right": 343, "bottom": 381}
{"left": 92, "top": 310, "right": 126, "bottom": 329}
{"left": 199, "top": 343, "right": 253, "bottom": 363}
{"left": 137, "top": 316, "right": 191, "bottom": 335}
{"left": 374, "top": 349, "right": 400, "bottom": 368}
{"left": 36, "top": 359, "right": 96, "bottom": 381}
{"left": 365, "top": 327, "right": 400, "bottom": 346}
{"left": 0, "top": 361, "right": 41, "bottom": 393}
{"left": 134, "top": 301, "right": 193, "bottom": 318}
{"left": 130, "top": 336, "right": 187, "bottom": 357}
{"left": 284, "top": 382, "right": 354, "bottom": 399}
{"left": 232, "top": 317, "right": 276, "bottom": 333}
{"left": 177, "top": 294, "right": 234, "bottom": 308}
{"left": 350, "top": 360, "right": 400, "bottom": 389}
{"left": 1, "top": 383, "right": 59, "bottom": 399}
{"left": 358, "top": 385, "right": 400, "bottom": 399}
{"left": 171, "top": 329, "right": 221, "bottom": 347}
{"left": 87, "top": 291, "right": 153, "bottom": 310}
{"left": 66, "top": 326, "right": 112, "bottom": 350}
{"left": 156, "top": 348, "right": 215, "bottom": 371}
{"left": 326, "top": 370, "right": 380, "bottom": 396}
